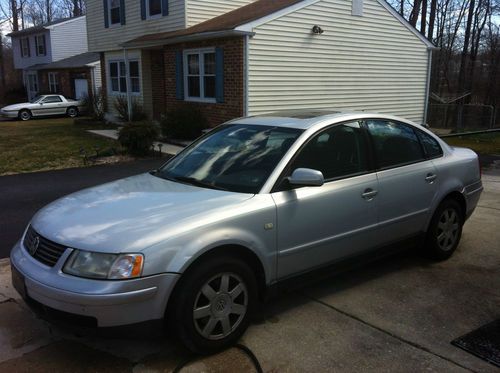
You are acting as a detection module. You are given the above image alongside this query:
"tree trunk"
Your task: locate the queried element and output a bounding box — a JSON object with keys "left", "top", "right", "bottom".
{"left": 457, "top": 0, "right": 476, "bottom": 95}
{"left": 73, "top": 0, "right": 81, "bottom": 16}
{"left": 409, "top": 0, "right": 423, "bottom": 27}
{"left": 46, "top": 0, "right": 51, "bottom": 22}
{"left": 428, "top": 0, "right": 437, "bottom": 41}
{"left": 10, "top": 0, "right": 19, "bottom": 31}
{"left": 421, "top": 0, "right": 428, "bottom": 35}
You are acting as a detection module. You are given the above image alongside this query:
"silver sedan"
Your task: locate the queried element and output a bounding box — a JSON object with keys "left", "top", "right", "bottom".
{"left": 10, "top": 111, "right": 482, "bottom": 353}
{"left": 0, "top": 94, "right": 83, "bottom": 121}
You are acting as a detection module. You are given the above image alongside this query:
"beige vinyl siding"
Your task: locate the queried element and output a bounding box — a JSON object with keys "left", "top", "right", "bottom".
{"left": 86, "top": 0, "right": 185, "bottom": 52}
{"left": 247, "top": 0, "right": 430, "bottom": 123}
{"left": 186, "top": 0, "right": 255, "bottom": 27}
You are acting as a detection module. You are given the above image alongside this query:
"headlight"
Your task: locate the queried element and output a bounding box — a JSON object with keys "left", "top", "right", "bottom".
{"left": 63, "top": 250, "right": 144, "bottom": 280}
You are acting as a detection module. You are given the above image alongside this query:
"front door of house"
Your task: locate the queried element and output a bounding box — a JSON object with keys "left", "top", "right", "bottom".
{"left": 74, "top": 79, "right": 88, "bottom": 99}
{"left": 26, "top": 73, "right": 39, "bottom": 101}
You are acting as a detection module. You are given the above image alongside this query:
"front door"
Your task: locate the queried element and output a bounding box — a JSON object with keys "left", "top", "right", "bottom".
{"left": 74, "top": 79, "right": 88, "bottom": 99}
{"left": 365, "top": 119, "right": 439, "bottom": 243}
{"left": 272, "top": 121, "right": 380, "bottom": 279}
{"left": 26, "top": 72, "right": 39, "bottom": 101}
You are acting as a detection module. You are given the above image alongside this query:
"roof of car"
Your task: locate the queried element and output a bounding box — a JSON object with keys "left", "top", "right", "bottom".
{"left": 229, "top": 110, "right": 406, "bottom": 130}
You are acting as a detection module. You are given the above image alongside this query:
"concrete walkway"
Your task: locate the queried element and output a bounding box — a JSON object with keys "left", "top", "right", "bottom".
{"left": 88, "top": 130, "right": 185, "bottom": 155}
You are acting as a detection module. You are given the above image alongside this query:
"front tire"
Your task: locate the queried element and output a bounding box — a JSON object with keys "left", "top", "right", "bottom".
{"left": 67, "top": 107, "right": 78, "bottom": 118}
{"left": 169, "top": 256, "right": 258, "bottom": 354}
{"left": 425, "top": 199, "right": 464, "bottom": 260}
{"left": 19, "top": 109, "right": 31, "bottom": 121}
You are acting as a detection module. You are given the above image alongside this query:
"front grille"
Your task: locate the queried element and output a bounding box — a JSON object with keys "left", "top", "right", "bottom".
{"left": 23, "top": 226, "right": 68, "bottom": 267}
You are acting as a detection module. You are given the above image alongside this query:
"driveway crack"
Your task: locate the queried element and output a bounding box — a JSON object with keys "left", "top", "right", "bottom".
{"left": 300, "top": 293, "right": 477, "bottom": 372}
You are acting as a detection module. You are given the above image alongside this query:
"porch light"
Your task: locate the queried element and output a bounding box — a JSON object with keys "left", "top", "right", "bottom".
{"left": 312, "top": 25, "right": 324, "bottom": 35}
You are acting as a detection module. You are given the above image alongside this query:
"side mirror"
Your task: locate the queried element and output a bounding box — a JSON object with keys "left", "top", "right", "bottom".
{"left": 288, "top": 168, "right": 324, "bottom": 187}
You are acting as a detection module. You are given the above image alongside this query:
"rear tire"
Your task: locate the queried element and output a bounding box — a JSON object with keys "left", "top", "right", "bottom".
{"left": 67, "top": 107, "right": 78, "bottom": 118}
{"left": 19, "top": 109, "right": 31, "bottom": 121}
{"left": 168, "top": 256, "right": 258, "bottom": 354}
{"left": 425, "top": 199, "right": 464, "bottom": 261}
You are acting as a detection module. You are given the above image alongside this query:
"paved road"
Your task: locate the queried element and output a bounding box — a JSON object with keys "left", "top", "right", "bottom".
{"left": 0, "top": 158, "right": 168, "bottom": 259}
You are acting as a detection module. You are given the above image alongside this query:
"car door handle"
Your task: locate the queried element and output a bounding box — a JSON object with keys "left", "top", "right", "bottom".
{"left": 362, "top": 188, "right": 378, "bottom": 200}
{"left": 425, "top": 173, "right": 437, "bottom": 183}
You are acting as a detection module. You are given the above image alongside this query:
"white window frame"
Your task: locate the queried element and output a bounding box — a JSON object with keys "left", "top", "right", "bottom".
{"left": 108, "top": 59, "right": 141, "bottom": 95}
{"left": 48, "top": 72, "right": 59, "bottom": 93}
{"left": 108, "top": 0, "right": 122, "bottom": 27}
{"left": 20, "top": 37, "right": 30, "bottom": 58}
{"left": 146, "top": 0, "right": 162, "bottom": 19}
{"left": 34, "top": 34, "right": 46, "bottom": 56}
{"left": 183, "top": 48, "right": 216, "bottom": 103}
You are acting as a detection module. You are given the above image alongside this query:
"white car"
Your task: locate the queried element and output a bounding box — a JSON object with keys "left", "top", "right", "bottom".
{"left": 0, "top": 95, "right": 84, "bottom": 121}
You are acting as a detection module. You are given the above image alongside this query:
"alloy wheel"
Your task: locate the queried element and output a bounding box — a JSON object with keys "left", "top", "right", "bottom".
{"left": 437, "top": 208, "right": 460, "bottom": 251}
{"left": 193, "top": 272, "right": 248, "bottom": 340}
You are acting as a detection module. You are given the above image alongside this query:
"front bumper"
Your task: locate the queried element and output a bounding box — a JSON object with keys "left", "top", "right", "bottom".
{"left": 10, "top": 240, "right": 180, "bottom": 327}
{"left": 0, "top": 110, "right": 19, "bottom": 119}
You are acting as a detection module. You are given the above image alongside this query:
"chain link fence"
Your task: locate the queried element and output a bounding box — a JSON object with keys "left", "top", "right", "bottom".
{"left": 427, "top": 104, "right": 497, "bottom": 131}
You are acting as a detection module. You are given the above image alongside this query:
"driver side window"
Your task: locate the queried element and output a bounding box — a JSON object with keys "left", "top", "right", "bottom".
{"left": 290, "top": 122, "right": 369, "bottom": 181}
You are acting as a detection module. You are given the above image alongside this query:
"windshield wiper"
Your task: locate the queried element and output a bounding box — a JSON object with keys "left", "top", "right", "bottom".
{"left": 171, "top": 176, "right": 228, "bottom": 191}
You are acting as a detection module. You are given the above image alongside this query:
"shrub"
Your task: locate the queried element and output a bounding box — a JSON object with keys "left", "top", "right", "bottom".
{"left": 118, "top": 121, "right": 159, "bottom": 156}
{"left": 114, "top": 95, "right": 147, "bottom": 122}
{"left": 82, "top": 89, "right": 106, "bottom": 121}
{"left": 160, "top": 105, "right": 209, "bottom": 140}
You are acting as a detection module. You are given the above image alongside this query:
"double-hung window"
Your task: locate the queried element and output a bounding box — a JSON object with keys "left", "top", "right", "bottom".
{"left": 147, "top": 0, "right": 162, "bottom": 17}
{"left": 48, "top": 72, "right": 59, "bottom": 93}
{"left": 109, "top": 60, "right": 140, "bottom": 94}
{"left": 34, "top": 35, "right": 46, "bottom": 56}
{"left": 20, "top": 38, "right": 30, "bottom": 57}
{"left": 184, "top": 49, "right": 216, "bottom": 102}
{"left": 109, "top": 0, "right": 122, "bottom": 25}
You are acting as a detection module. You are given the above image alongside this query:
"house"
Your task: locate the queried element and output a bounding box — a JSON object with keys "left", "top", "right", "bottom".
{"left": 87, "top": 0, "right": 436, "bottom": 125}
{"left": 8, "top": 16, "right": 101, "bottom": 101}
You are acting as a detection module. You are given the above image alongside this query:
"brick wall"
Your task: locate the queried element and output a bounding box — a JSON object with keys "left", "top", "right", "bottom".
{"left": 150, "top": 50, "right": 165, "bottom": 120}
{"left": 164, "top": 37, "right": 245, "bottom": 127}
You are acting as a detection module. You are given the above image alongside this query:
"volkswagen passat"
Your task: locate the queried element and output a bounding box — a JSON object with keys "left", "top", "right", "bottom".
{"left": 10, "top": 111, "right": 483, "bottom": 352}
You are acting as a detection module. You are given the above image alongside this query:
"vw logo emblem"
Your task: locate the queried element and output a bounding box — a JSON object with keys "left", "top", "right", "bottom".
{"left": 29, "top": 236, "right": 40, "bottom": 256}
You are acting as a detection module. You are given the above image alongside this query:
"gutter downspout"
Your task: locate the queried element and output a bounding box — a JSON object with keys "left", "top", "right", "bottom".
{"left": 423, "top": 48, "right": 432, "bottom": 126}
{"left": 123, "top": 48, "right": 132, "bottom": 122}
{"left": 244, "top": 35, "right": 250, "bottom": 116}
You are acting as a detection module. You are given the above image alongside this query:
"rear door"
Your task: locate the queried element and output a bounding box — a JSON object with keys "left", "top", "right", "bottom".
{"left": 272, "top": 121, "right": 380, "bottom": 279}
{"left": 364, "top": 119, "right": 439, "bottom": 243}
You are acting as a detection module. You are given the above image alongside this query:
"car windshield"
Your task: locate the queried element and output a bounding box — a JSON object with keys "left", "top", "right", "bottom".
{"left": 30, "top": 96, "right": 43, "bottom": 103}
{"left": 156, "top": 124, "right": 303, "bottom": 194}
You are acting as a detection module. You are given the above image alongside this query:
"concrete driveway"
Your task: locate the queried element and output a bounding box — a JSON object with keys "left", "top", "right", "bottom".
{"left": 0, "top": 173, "right": 498, "bottom": 372}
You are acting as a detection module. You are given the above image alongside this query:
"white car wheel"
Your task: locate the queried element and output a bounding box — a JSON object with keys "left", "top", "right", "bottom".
{"left": 19, "top": 110, "right": 32, "bottom": 121}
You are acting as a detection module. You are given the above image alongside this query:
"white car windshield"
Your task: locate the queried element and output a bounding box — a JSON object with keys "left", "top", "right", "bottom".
{"left": 157, "top": 124, "right": 303, "bottom": 194}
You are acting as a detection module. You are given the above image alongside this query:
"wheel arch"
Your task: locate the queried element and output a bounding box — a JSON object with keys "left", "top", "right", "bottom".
{"left": 170, "top": 244, "right": 268, "bottom": 304}
{"left": 425, "top": 189, "right": 467, "bottom": 232}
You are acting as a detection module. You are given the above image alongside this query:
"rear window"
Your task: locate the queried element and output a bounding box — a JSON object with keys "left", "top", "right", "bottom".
{"left": 366, "top": 120, "right": 425, "bottom": 169}
{"left": 416, "top": 130, "right": 443, "bottom": 159}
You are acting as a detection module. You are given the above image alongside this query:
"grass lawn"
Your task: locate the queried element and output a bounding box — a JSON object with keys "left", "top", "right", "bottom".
{"left": 443, "top": 132, "right": 500, "bottom": 155}
{"left": 0, "top": 117, "right": 120, "bottom": 175}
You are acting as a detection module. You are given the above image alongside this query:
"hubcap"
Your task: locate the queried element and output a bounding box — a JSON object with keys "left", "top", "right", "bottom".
{"left": 437, "top": 208, "right": 460, "bottom": 251}
{"left": 68, "top": 109, "right": 76, "bottom": 117}
{"left": 193, "top": 273, "right": 248, "bottom": 340}
{"left": 21, "top": 112, "right": 29, "bottom": 120}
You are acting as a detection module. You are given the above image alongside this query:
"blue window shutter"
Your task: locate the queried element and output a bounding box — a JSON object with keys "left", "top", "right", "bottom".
{"left": 215, "top": 47, "right": 224, "bottom": 103}
{"left": 103, "top": 0, "right": 109, "bottom": 28}
{"left": 120, "top": 0, "right": 126, "bottom": 25}
{"left": 140, "top": 0, "right": 146, "bottom": 20}
{"left": 175, "top": 51, "right": 184, "bottom": 100}
{"left": 162, "top": 0, "right": 169, "bottom": 16}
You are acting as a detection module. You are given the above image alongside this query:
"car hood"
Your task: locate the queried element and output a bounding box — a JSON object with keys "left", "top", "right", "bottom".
{"left": 2, "top": 102, "right": 31, "bottom": 111}
{"left": 31, "top": 173, "right": 254, "bottom": 253}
